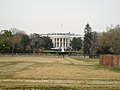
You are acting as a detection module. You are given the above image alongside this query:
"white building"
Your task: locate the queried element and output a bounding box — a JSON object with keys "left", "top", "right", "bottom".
{"left": 42, "top": 32, "right": 83, "bottom": 50}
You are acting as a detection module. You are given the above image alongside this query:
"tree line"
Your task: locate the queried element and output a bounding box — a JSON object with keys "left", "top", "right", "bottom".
{"left": 0, "top": 24, "right": 120, "bottom": 55}
{"left": 83, "top": 24, "right": 120, "bottom": 55}
{"left": 97, "top": 25, "right": 120, "bottom": 54}
{"left": 0, "top": 28, "right": 53, "bottom": 54}
{"left": 70, "top": 23, "right": 120, "bottom": 55}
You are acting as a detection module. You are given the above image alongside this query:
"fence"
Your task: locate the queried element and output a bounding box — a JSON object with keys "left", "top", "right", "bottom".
{"left": 99, "top": 55, "right": 120, "bottom": 68}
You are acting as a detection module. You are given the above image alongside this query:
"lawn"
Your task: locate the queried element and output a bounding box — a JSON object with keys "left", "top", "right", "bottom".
{"left": 0, "top": 55, "right": 120, "bottom": 89}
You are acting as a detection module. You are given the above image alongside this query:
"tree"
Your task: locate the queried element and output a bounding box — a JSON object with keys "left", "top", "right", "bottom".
{"left": 83, "top": 23, "right": 92, "bottom": 54}
{"left": 42, "top": 36, "right": 53, "bottom": 50}
{"left": 97, "top": 32, "right": 111, "bottom": 54}
{"left": 11, "top": 33, "right": 21, "bottom": 54}
{"left": 30, "top": 33, "right": 45, "bottom": 53}
{"left": 20, "top": 34, "right": 30, "bottom": 53}
{"left": 0, "top": 30, "right": 12, "bottom": 53}
{"left": 10, "top": 28, "right": 26, "bottom": 35}
{"left": 91, "top": 31, "right": 99, "bottom": 54}
{"left": 10, "top": 28, "right": 28, "bottom": 54}
{"left": 97, "top": 24, "right": 120, "bottom": 54}
{"left": 70, "top": 37, "right": 82, "bottom": 51}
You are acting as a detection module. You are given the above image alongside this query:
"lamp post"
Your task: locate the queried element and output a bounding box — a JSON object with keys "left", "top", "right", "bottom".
{"left": 2, "top": 44, "right": 5, "bottom": 53}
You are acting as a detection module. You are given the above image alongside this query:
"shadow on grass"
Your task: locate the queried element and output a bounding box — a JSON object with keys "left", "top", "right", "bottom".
{"left": 2, "top": 86, "right": 120, "bottom": 90}
{"left": 3, "top": 86, "right": 78, "bottom": 90}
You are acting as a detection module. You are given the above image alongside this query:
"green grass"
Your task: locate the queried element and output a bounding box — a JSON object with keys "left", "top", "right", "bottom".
{"left": 94, "top": 64, "right": 120, "bottom": 72}
{"left": 74, "top": 57, "right": 120, "bottom": 73}
{"left": 109, "top": 68, "right": 120, "bottom": 72}
{"left": 72, "top": 57, "right": 99, "bottom": 62}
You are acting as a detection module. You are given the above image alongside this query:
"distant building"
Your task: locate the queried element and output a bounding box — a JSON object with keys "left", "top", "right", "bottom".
{"left": 0, "top": 30, "right": 9, "bottom": 34}
{"left": 42, "top": 32, "right": 83, "bottom": 50}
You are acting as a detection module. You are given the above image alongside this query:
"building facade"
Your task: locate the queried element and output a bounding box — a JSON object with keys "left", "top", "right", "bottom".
{"left": 42, "top": 32, "right": 83, "bottom": 50}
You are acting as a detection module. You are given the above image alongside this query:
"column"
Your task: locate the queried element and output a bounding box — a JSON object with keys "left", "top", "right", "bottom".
{"left": 60, "top": 38, "right": 62, "bottom": 47}
{"left": 65, "top": 38, "right": 66, "bottom": 49}
{"left": 57, "top": 38, "right": 58, "bottom": 47}
{"left": 55, "top": 38, "right": 57, "bottom": 47}
{"left": 66, "top": 38, "right": 68, "bottom": 48}
{"left": 53, "top": 38, "right": 55, "bottom": 47}
{"left": 62, "top": 38, "right": 64, "bottom": 48}
{"left": 54, "top": 38, "right": 56, "bottom": 47}
{"left": 59, "top": 38, "right": 60, "bottom": 48}
{"left": 68, "top": 38, "right": 70, "bottom": 47}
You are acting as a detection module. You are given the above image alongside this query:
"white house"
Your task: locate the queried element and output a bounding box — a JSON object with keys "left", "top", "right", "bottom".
{"left": 42, "top": 32, "right": 83, "bottom": 50}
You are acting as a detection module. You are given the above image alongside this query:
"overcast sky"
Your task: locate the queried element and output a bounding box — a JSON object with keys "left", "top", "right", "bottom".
{"left": 0, "top": 0, "right": 120, "bottom": 34}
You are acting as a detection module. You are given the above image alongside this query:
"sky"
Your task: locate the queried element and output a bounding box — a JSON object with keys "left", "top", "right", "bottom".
{"left": 0, "top": 0, "right": 120, "bottom": 34}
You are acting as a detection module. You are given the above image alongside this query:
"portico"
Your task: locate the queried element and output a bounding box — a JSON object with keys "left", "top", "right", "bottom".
{"left": 42, "top": 32, "right": 83, "bottom": 50}
{"left": 54, "top": 37, "right": 68, "bottom": 49}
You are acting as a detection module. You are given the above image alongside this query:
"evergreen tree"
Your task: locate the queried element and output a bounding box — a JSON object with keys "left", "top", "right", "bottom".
{"left": 70, "top": 37, "right": 82, "bottom": 51}
{"left": 42, "top": 36, "right": 53, "bottom": 50}
{"left": 83, "top": 23, "right": 92, "bottom": 54}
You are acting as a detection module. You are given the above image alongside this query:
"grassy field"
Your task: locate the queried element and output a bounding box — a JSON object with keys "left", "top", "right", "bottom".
{"left": 0, "top": 55, "right": 120, "bottom": 89}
